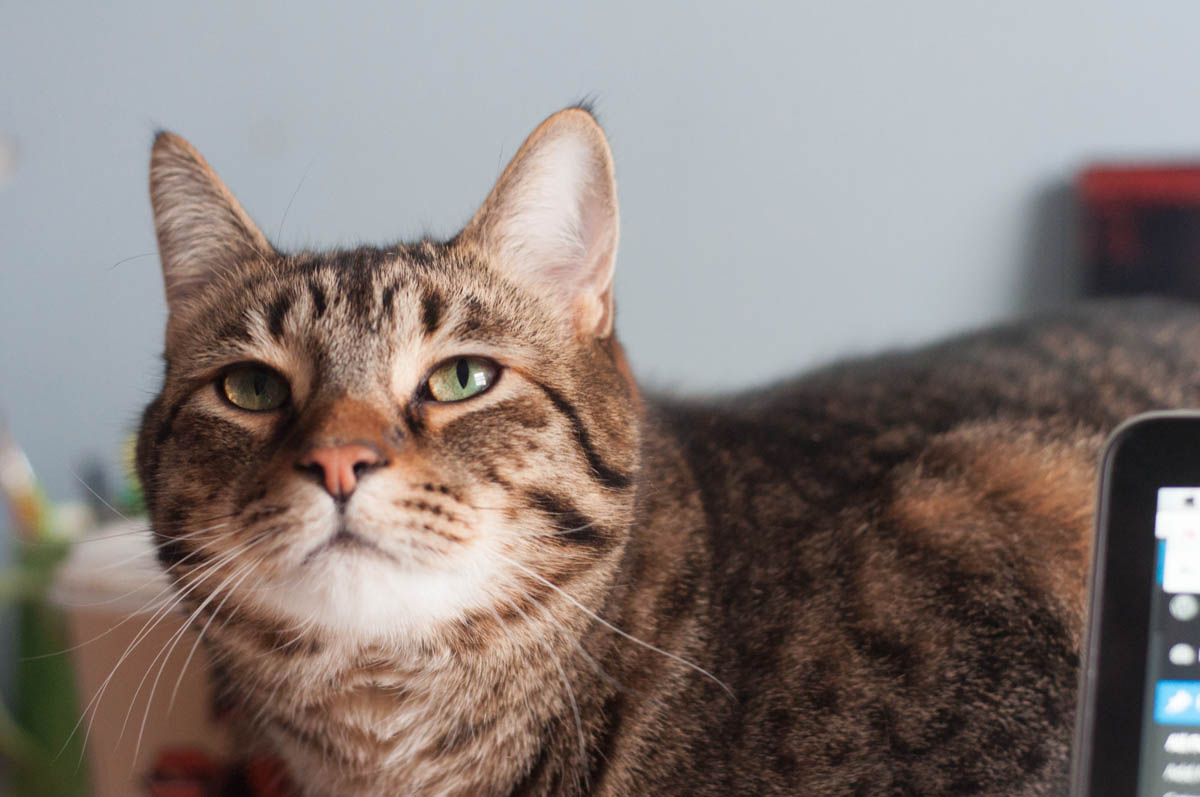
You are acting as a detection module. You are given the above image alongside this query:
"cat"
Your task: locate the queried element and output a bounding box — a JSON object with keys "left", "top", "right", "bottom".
{"left": 134, "top": 105, "right": 1200, "bottom": 796}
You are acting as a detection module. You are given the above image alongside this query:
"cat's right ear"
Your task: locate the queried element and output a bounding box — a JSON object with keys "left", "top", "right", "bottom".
{"left": 460, "top": 108, "right": 620, "bottom": 339}
{"left": 149, "top": 132, "right": 272, "bottom": 314}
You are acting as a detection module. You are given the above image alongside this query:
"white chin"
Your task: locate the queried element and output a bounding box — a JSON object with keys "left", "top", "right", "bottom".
{"left": 249, "top": 544, "right": 500, "bottom": 643}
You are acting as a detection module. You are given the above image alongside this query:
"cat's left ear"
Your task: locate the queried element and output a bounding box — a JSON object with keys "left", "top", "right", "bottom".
{"left": 462, "top": 107, "right": 619, "bottom": 338}
{"left": 149, "top": 132, "right": 273, "bottom": 315}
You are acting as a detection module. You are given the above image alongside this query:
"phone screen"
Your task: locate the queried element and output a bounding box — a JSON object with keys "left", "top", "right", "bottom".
{"left": 1139, "top": 487, "right": 1200, "bottom": 795}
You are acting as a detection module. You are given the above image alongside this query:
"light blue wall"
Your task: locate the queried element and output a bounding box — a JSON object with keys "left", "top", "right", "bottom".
{"left": 4, "top": 0, "right": 1200, "bottom": 501}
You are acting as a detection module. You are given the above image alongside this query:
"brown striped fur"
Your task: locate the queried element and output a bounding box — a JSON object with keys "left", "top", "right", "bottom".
{"left": 137, "top": 107, "right": 1200, "bottom": 795}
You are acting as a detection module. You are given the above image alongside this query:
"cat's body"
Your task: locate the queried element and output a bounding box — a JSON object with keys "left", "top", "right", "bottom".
{"left": 135, "top": 108, "right": 1198, "bottom": 796}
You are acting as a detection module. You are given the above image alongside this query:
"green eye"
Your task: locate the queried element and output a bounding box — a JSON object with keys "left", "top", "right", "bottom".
{"left": 221, "top": 365, "right": 290, "bottom": 411}
{"left": 426, "top": 357, "right": 498, "bottom": 403}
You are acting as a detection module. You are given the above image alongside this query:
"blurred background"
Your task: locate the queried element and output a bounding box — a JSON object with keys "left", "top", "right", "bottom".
{"left": 5, "top": 0, "right": 1200, "bottom": 792}
{"left": 7, "top": 0, "right": 1200, "bottom": 502}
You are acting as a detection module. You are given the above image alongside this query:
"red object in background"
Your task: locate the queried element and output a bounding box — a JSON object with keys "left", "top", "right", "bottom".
{"left": 1079, "top": 164, "right": 1200, "bottom": 298}
{"left": 146, "top": 749, "right": 295, "bottom": 797}
{"left": 145, "top": 749, "right": 221, "bottom": 797}
{"left": 243, "top": 756, "right": 295, "bottom": 797}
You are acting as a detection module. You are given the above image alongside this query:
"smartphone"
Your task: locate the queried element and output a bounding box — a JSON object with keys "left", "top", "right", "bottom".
{"left": 1073, "top": 412, "right": 1200, "bottom": 796}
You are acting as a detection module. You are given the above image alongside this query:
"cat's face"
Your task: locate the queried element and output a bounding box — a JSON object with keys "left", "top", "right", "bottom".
{"left": 137, "top": 109, "right": 640, "bottom": 646}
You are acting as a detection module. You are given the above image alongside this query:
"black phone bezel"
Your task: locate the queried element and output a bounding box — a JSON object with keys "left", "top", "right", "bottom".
{"left": 1072, "top": 411, "right": 1200, "bottom": 796}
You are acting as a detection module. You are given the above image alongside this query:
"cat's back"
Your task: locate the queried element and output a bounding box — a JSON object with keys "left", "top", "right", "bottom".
{"left": 625, "top": 298, "right": 1200, "bottom": 795}
{"left": 663, "top": 297, "right": 1200, "bottom": 461}
{"left": 656, "top": 298, "right": 1200, "bottom": 531}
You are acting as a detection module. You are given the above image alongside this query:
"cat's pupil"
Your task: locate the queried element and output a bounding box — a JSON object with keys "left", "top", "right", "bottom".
{"left": 456, "top": 359, "right": 469, "bottom": 389}
{"left": 253, "top": 371, "right": 267, "bottom": 396}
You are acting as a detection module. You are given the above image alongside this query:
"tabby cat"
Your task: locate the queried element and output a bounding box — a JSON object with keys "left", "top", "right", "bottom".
{"left": 135, "top": 106, "right": 1200, "bottom": 796}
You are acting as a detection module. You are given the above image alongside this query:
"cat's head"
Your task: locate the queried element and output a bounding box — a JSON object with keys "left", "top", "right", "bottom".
{"left": 136, "top": 108, "right": 641, "bottom": 646}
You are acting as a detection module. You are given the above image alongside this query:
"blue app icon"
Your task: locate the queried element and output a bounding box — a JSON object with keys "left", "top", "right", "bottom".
{"left": 1155, "top": 681, "right": 1200, "bottom": 724}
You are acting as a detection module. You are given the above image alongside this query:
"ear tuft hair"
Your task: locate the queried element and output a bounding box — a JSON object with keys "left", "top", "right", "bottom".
{"left": 568, "top": 96, "right": 601, "bottom": 122}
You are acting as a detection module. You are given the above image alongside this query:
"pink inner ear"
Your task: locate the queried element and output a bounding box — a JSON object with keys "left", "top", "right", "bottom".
{"left": 573, "top": 184, "right": 619, "bottom": 336}
{"left": 536, "top": 151, "right": 616, "bottom": 326}
{"left": 465, "top": 110, "right": 620, "bottom": 337}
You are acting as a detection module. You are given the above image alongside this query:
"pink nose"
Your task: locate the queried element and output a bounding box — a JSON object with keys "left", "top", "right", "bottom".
{"left": 297, "top": 444, "right": 383, "bottom": 501}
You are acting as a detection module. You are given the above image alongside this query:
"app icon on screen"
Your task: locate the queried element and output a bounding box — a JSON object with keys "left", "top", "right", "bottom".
{"left": 1155, "top": 681, "right": 1200, "bottom": 724}
{"left": 1171, "top": 644, "right": 1198, "bottom": 666}
{"left": 1156, "top": 493, "right": 1200, "bottom": 594}
{"left": 1171, "top": 595, "right": 1200, "bottom": 621}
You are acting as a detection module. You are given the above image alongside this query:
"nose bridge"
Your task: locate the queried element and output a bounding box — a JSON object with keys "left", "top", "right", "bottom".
{"left": 307, "top": 395, "right": 396, "bottom": 452}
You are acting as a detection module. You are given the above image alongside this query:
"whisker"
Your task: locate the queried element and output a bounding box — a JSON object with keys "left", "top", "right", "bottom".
{"left": 518, "top": 521, "right": 600, "bottom": 540}
{"left": 83, "top": 523, "right": 229, "bottom": 574}
{"left": 69, "top": 468, "right": 137, "bottom": 524}
{"left": 59, "top": 535, "right": 261, "bottom": 761}
{"left": 267, "top": 612, "right": 319, "bottom": 656}
{"left": 276, "top": 157, "right": 316, "bottom": 243}
{"left": 106, "top": 251, "right": 157, "bottom": 271}
{"left": 161, "top": 553, "right": 264, "bottom": 737}
{"left": 127, "top": 564, "right": 252, "bottom": 764}
{"left": 249, "top": 665, "right": 293, "bottom": 730}
{"left": 465, "top": 499, "right": 594, "bottom": 517}
{"left": 63, "top": 583, "right": 192, "bottom": 765}
{"left": 492, "top": 595, "right": 588, "bottom": 789}
{"left": 22, "top": 508, "right": 243, "bottom": 547}
{"left": 490, "top": 550, "right": 736, "bottom": 700}
{"left": 26, "top": 526, "right": 236, "bottom": 659}
{"left": 494, "top": 570, "right": 626, "bottom": 695}
{"left": 122, "top": 539, "right": 270, "bottom": 760}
